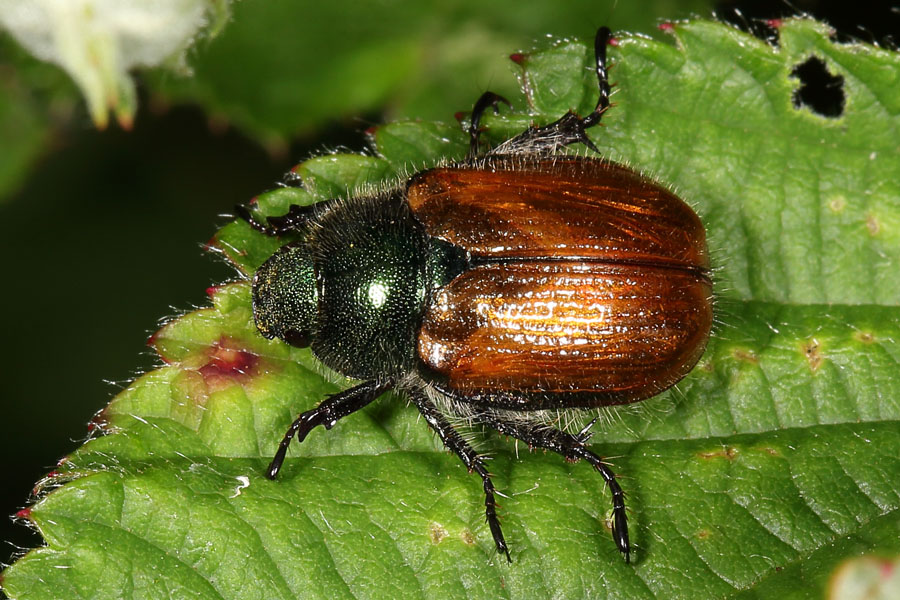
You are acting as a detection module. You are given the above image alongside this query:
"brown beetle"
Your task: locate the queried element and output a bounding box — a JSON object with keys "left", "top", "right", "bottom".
{"left": 239, "top": 27, "right": 712, "bottom": 564}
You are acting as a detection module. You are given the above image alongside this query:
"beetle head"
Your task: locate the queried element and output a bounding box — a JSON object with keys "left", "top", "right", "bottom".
{"left": 251, "top": 242, "right": 317, "bottom": 348}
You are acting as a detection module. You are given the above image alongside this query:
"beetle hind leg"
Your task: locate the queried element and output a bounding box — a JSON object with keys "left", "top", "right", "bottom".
{"left": 407, "top": 388, "right": 511, "bottom": 562}
{"left": 467, "top": 91, "right": 512, "bottom": 160}
{"left": 478, "top": 411, "right": 631, "bottom": 563}
{"left": 580, "top": 26, "right": 613, "bottom": 129}
{"left": 490, "top": 26, "right": 613, "bottom": 156}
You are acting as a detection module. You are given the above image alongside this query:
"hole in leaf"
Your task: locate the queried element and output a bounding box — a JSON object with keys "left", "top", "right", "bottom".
{"left": 790, "top": 56, "right": 845, "bottom": 118}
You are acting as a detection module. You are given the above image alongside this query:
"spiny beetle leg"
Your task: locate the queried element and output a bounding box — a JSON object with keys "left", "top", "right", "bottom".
{"left": 491, "top": 26, "right": 613, "bottom": 156}
{"left": 477, "top": 411, "right": 631, "bottom": 563}
{"left": 467, "top": 91, "right": 512, "bottom": 160}
{"left": 408, "top": 388, "right": 511, "bottom": 562}
{"left": 266, "top": 379, "right": 394, "bottom": 479}
{"left": 235, "top": 203, "right": 278, "bottom": 236}
{"left": 581, "top": 26, "right": 613, "bottom": 129}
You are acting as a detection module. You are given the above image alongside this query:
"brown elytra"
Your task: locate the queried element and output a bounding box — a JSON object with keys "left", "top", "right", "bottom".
{"left": 410, "top": 156, "right": 712, "bottom": 405}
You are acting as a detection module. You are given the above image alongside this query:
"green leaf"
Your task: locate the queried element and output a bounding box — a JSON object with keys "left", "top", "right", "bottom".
{"left": 4, "top": 18, "right": 900, "bottom": 600}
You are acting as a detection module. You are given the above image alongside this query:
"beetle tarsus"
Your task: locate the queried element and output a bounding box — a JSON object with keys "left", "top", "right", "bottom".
{"left": 581, "top": 26, "right": 612, "bottom": 129}
{"left": 266, "top": 379, "right": 394, "bottom": 479}
{"left": 467, "top": 91, "right": 512, "bottom": 160}
{"left": 475, "top": 412, "right": 631, "bottom": 562}
{"left": 408, "top": 388, "right": 511, "bottom": 562}
{"left": 575, "top": 416, "right": 600, "bottom": 443}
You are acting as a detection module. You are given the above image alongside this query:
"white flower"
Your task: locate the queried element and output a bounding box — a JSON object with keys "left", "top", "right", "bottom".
{"left": 0, "top": 0, "right": 226, "bottom": 128}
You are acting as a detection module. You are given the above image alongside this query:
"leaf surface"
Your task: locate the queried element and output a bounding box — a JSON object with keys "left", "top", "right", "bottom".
{"left": 4, "top": 19, "right": 900, "bottom": 600}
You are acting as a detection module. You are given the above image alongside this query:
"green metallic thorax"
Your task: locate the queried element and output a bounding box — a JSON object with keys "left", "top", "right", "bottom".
{"left": 251, "top": 192, "right": 466, "bottom": 380}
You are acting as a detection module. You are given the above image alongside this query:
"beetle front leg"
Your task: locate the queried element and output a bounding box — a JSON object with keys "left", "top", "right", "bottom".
{"left": 266, "top": 379, "right": 394, "bottom": 479}
{"left": 477, "top": 412, "right": 631, "bottom": 563}
{"left": 407, "top": 388, "right": 511, "bottom": 562}
{"left": 236, "top": 203, "right": 318, "bottom": 237}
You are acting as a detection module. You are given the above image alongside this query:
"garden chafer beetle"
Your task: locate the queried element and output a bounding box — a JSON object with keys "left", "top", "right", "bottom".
{"left": 238, "top": 27, "right": 712, "bottom": 564}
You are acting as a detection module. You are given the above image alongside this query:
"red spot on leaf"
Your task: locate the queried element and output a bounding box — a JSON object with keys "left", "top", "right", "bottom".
{"left": 199, "top": 337, "right": 259, "bottom": 387}
{"left": 15, "top": 508, "right": 31, "bottom": 519}
{"left": 509, "top": 52, "right": 525, "bottom": 65}
{"left": 46, "top": 470, "right": 60, "bottom": 478}
{"left": 608, "top": 36, "right": 620, "bottom": 47}
{"left": 454, "top": 111, "right": 466, "bottom": 123}
{"left": 206, "top": 285, "right": 222, "bottom": 298}
{"left": 766, "top": 18, "right": 782, "bottom": 28}
{"left": 365, "top": 125, "right": 377, "bottom": 136}
{"left": 658, "top": 22, "right": 675, "bottom": 32}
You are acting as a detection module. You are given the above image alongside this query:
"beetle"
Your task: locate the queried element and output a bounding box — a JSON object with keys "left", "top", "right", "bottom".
{"left": 237, "top": 27, "right": 712, "bottom": 564}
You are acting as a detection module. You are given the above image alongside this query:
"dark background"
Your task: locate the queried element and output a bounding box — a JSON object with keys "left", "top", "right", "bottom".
{"left": 1, "top": 0, "right": 898, "bottom": 575}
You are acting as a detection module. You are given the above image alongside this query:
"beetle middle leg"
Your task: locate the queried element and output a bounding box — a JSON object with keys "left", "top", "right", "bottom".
{"left": 237, "top": 196, "right": 346, "bottom": 237}
{"left": 407, "top": 388, "right": 511, "bottom": 562}
{"left": 477, "top": 410, "right": 631, "bottom": 563}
